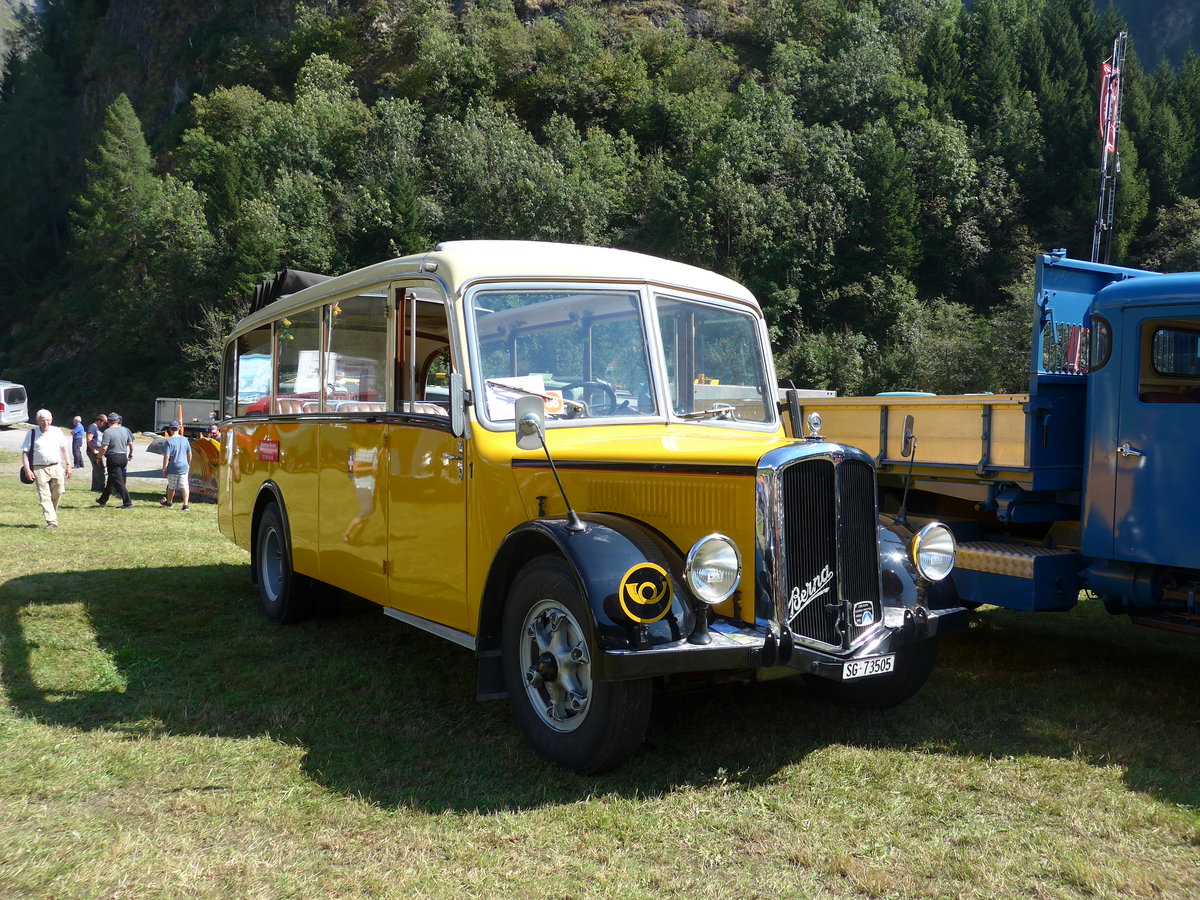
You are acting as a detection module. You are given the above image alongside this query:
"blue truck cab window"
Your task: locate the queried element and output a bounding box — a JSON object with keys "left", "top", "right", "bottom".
{"left": 1089, "top": 316, "right": 1112, "bottom": 372}
{"left": 1149, "top": 325, "right": 1200, "bottom": 378}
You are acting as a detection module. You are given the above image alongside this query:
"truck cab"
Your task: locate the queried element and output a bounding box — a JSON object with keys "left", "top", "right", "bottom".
{"left": 1080, "top": 267, "right": 1200, "bottom": 627}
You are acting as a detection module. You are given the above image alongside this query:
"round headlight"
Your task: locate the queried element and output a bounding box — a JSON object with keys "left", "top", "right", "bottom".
{"left": 911, "top": 523, "right": 956, "bottom": 581}
{"left": 685, "top": 534, "right": 742, "bottom": 605}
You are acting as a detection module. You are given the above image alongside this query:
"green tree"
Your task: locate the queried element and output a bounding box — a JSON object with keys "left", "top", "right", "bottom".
{"left": 0, "top": 29, "right": 80, "bottom": 300}
{"left": 1141, "top": 197, "right": 1200, "bottom": 272}
{"left": 917, "top": 15, "right": 962, "bottom": 116}
{"left": 69, "top": 94, "right": 215, "bottom": 402}
{"left": 72, "top": 94, "right": 160, "bottom": 273}
{"left": 841, "top": 120, "right": 921, "bottom": 280}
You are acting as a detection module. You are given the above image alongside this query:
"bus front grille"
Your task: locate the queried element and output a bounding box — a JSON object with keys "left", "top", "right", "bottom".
{"left": 779, "top": 457, "right": 880, "bottom": 649}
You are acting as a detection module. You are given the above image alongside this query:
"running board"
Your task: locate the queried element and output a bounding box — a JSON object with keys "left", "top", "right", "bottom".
{"left": 383, "top": 606, "right": 476, "bottom": 650}
{"left": 1129, "top": 613, "right": 1200, "bottom": 638}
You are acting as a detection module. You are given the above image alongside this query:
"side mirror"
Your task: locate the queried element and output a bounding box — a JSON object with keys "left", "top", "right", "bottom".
{"left": 515, "top": 395, "right": 544, "bottom": 450}
{"left": 901, "top": 414, "right": 916, "bottom": 459}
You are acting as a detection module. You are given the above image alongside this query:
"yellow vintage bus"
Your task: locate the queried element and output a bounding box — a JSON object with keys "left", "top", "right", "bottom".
{"left": 216, "top": 241, "right": 966, "bottom": 772}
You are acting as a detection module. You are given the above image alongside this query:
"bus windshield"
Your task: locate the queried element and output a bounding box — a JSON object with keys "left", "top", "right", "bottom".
{"left": 472, "top": 287, "right": 774, "bottom": 425}
{"left": 474, "top": 289, "right": 652, "bottom": 421}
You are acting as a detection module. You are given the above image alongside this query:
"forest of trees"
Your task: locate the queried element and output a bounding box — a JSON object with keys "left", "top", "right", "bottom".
{"left": 3, "top": 0, "right": 1200, "bottom": 423}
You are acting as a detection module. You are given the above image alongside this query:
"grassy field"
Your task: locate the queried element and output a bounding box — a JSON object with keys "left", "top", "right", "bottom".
{"left": 1, "top": 445, "right": 1198, "bottom": 899}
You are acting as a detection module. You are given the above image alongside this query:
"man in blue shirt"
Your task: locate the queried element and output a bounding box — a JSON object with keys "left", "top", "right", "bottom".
{"left": 70, "top": 416, "right": 85, "bottom": 468}
{"left": 159, "top": 421, "right": 192, "bottom": 510}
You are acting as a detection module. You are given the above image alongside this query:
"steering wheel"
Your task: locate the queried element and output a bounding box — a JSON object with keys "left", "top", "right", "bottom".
{"left": 559, "top": 380, "right": 617, "bottom": 417}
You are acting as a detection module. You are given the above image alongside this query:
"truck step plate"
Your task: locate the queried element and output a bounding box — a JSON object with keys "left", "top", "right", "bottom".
{"left": 842, "top": 655, "right": 895, "bottom": 680}
{"left": 957, "top": 541, "right": 1077, "bottom": 579}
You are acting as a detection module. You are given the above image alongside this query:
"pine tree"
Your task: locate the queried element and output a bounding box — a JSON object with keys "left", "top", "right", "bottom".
{"left": 72, "top": 94, "right": 160, "bottom": 273}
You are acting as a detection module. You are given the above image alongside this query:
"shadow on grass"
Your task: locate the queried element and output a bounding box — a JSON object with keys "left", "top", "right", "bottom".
{"left": 2, "top": 564, "right": 1198, "bottom": 813}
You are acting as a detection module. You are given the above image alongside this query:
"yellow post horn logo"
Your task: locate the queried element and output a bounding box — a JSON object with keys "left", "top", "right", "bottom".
{"left": 618, "top": 562, "right": 672, "bottom": 624}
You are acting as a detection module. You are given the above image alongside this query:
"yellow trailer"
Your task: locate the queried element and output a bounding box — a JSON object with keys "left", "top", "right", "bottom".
{"left": 785, "top": 387, "right": 1088, "bottom": 613}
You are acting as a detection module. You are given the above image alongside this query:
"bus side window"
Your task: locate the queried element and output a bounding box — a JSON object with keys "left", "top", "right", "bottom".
{"left": 398, "top": 286, "right": 453, "bottom": 415}
{"left": 326, "top": 295, "right": 388, "bottom": 409}
{"left": 236, "top": 325, "right": 272, "bottom": 416}
{"left": 275, "top": 307, "right": 322, "bottom": 413}
{"left": 222, "top": 341, "right": 237, "bottom": 419}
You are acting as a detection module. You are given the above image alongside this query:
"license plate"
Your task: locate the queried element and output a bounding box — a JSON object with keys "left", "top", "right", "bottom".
{"left": 842, "top": 655, "right": 895, "bottom": 680}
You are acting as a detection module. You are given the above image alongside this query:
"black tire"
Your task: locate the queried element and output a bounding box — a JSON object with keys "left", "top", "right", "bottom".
{"left": 802, "top": 637, "right": 940, "bottom": 710}
{"left": 502, "top": 556, "right": 652, "bottom": 774}
{"left": 255, "top": 503, "right": 313, "bottom": 625}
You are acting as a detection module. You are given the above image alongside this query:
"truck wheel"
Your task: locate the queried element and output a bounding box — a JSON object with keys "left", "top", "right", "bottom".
{"left": 803, "top": 637, "right": 939, "bottom": 710}
{"left": 502, "top": 556, "right": 652, "bottom": 774}
{"left": 255, "top": 504, "right": 312, "bottom": 624}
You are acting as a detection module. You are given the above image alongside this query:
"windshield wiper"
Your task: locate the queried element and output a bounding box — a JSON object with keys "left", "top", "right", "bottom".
{"left": 677, "top": 403, "right": 736, "bottom": 421}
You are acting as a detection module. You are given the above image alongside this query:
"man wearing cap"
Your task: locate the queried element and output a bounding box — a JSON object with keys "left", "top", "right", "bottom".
{"left": 97, "top": 412, "right": 135, "bottom": 509}
{"left": 85, "top": 413, "right": 108, "bottom": 492}
{"left": 159, "top": 421, "right": 192, "bottom": 510}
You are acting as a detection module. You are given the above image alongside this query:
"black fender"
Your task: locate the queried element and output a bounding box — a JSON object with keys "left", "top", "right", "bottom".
{"left": 248, "top": 480, "right": 289, "bottom": 587}
{"left": 877, "top": 518, "right": 923, "bottom": 611}
{"left": 475, "top": 513, "right": 698, "bottom": 695}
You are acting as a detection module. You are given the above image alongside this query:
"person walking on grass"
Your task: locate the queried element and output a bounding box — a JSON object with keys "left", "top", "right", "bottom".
{"left": 96, "top": 411, "right": 134, "bottom": 509}
{"left": 21, "top": 409, "right": 73, "bottom": 529}
{"left": 85, "top": 412, "right": 108, "bottom": 492}
{"left": 159, "top": 420, "right": 192, "bottom": 510}
{"left": 70, "top": 415, "right": 85, "bottom": 469}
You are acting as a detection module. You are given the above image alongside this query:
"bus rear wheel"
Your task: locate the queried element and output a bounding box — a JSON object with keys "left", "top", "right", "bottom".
{"left": 501, "top": 556, "right": 652, "bottom": 774}
{"left": 255, "top": 503, "right": 312, "bottom": 624}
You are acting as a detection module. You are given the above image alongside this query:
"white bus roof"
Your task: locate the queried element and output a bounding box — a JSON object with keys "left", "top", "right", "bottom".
{"left": 233, "top": 241, "right": 759, "bottom": 336}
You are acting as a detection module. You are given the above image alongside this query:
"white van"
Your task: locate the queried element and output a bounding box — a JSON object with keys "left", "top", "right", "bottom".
{"left": 0, "top": 380, "right": 29, "bottom": 428}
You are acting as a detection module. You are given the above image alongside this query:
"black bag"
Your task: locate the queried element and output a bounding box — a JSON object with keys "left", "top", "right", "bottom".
{"left": 19, "top": 435, "right": 34, "bottom": 484}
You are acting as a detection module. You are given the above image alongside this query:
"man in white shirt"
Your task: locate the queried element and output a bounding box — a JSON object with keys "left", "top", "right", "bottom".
{"left": 21, "top": 408, "right": 73, "bottom": 528}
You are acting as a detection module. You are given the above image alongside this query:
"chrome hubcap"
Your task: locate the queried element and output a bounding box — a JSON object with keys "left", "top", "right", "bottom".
{"left": 261, "top": 526, "right": 283, "bottom": 601}
{"left": 520, "top": 600, "right": 591, "bottom": 732}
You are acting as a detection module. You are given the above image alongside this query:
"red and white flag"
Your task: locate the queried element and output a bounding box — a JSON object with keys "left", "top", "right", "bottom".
{"left": 1099, "top": 61, "right": 1120, "bottom": 153}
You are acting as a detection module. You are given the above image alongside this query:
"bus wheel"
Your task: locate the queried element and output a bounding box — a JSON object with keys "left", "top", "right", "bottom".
{"left": 802, "top": 637, "right": 939, "bottom": 710}
{"left": 501, "top": 556, "right": 652, "bottom": 774}
{"left": 255, "top": 504, "right": 311, "bottom": 625}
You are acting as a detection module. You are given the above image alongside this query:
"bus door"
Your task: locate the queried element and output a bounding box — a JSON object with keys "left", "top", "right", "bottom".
{"left": 317, "top": 293, "right": 392, "bottom": 603}
{"left": 386, "top": 287, "right": 469, "bottom": 632}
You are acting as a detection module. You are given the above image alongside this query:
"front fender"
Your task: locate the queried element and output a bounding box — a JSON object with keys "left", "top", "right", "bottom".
{"left": 512, "top": 513, "right": 697, "bottom": 655}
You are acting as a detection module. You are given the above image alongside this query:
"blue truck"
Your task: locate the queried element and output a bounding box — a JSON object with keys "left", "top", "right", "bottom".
{"left": 793, "top": 251, "right": 1200, "bottom": 635}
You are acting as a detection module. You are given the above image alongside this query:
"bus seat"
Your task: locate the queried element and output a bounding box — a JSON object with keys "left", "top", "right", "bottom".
{"left": 275, "top": 398, "right": 308, "bottom": 414}
{"left": 337, "top": 401, "right": 387, "bottom": 413}
{"left": 404, "top": 402, "right": 449, "bottom": 416}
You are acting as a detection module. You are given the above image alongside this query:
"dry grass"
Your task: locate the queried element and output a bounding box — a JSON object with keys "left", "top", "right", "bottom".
{"left": 1, "top": 446, "right": 1198, "bottom": 899}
